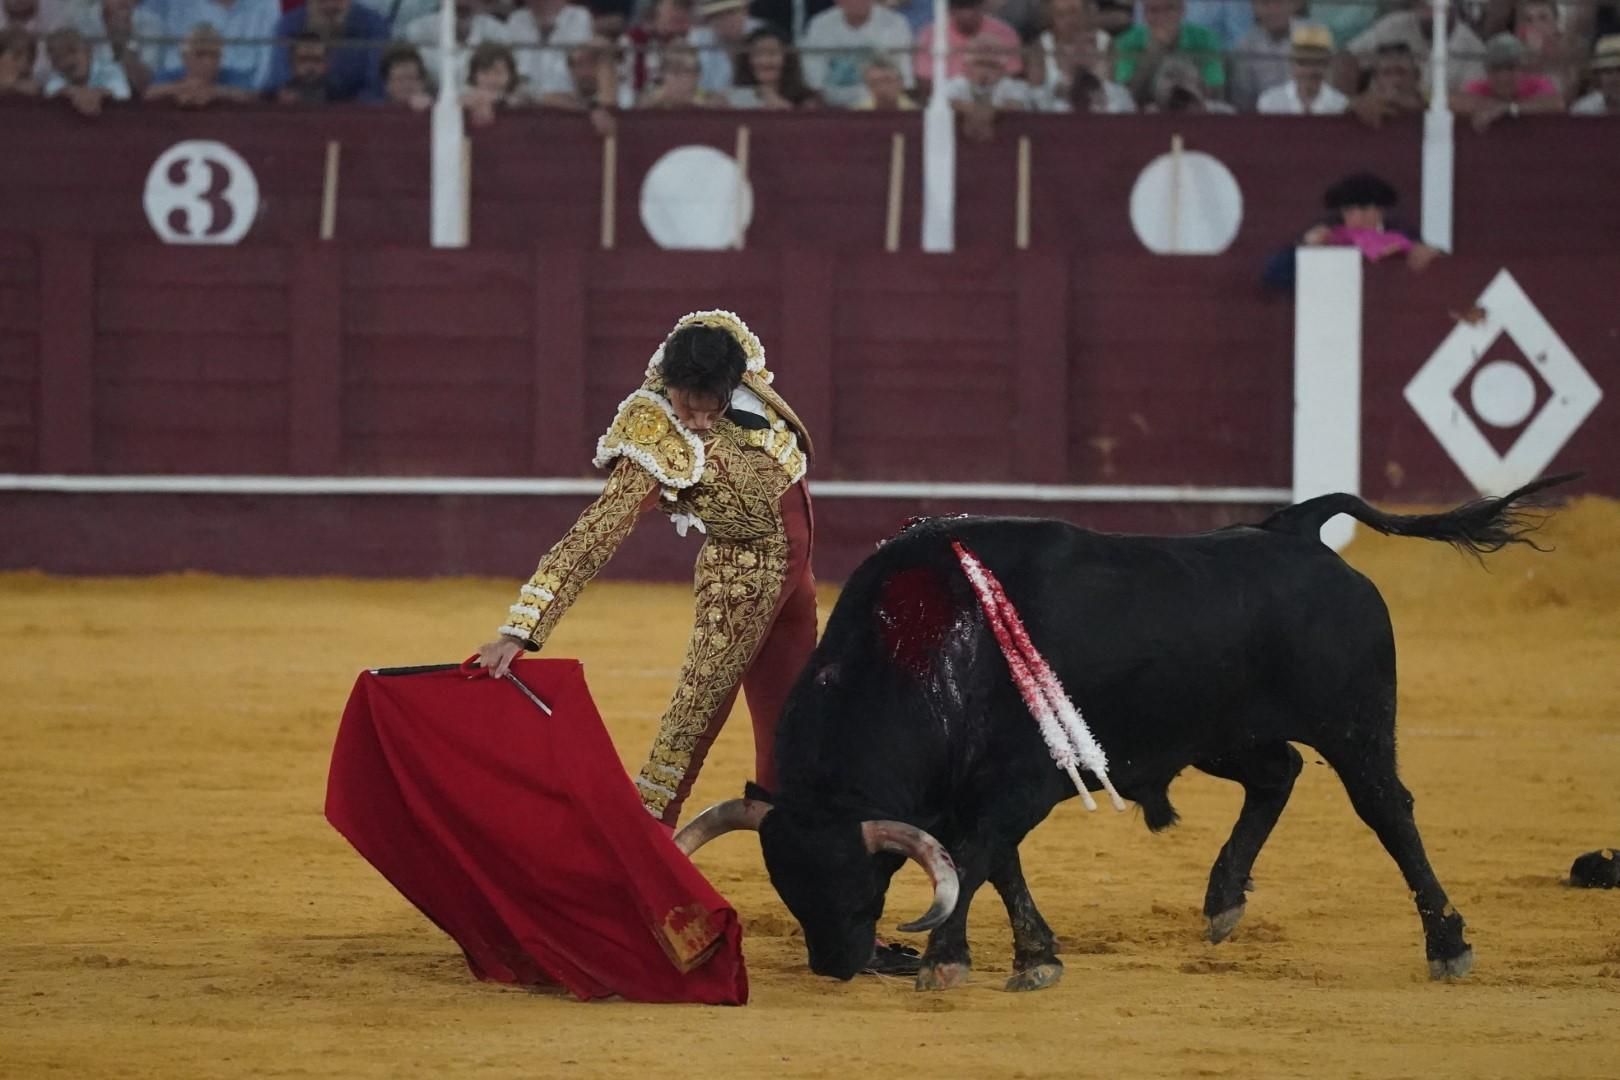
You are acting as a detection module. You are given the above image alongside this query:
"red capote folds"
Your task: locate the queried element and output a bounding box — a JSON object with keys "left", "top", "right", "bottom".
{"left": 324, "top": 658, "right": 748, "bottom": 1005}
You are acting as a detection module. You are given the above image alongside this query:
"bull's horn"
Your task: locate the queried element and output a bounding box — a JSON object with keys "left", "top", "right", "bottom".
{"left": 673, "top": 798, "right": 773, "bottom": 856}
{"left": 861, "top": 821, "right": 960, "bottom": 933}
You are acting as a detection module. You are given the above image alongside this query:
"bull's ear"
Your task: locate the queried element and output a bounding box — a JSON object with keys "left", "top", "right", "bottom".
{"left": 744, "top": 781, "right": 775, "bottom": 802}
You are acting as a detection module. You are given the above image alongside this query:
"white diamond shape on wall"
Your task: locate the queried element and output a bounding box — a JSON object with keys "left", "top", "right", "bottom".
{"left": 1404, "top": 269, "right": 1602, "bottom": 494}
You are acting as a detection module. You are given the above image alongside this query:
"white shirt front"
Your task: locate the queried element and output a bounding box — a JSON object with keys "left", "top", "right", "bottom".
{"left": 77, "top": 4, "right": 165, "bottom": 80}
{"left": 1257, "top": 79, "right": 1350, "bottom": 115}
{"left": 46, "top": 55, "right": 133, "bottom": 99}
{"left": 1570, "top": 90, "right": 1612, "bottom": 116}
{"left": 942, "top": 73, "right": 1030, "bottom": 109}
{"left": 799, "top": 5, "right": 914, "bottom": 108}
{"left": 505, "top": 3, "right": 594, "bottom": 97}
{"left": 404, "top": 11, "right": 509, "bottom": 91}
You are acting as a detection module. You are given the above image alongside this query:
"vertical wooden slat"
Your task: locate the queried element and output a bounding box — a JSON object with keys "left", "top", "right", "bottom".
{"left": 1012, "top": 252, "right": 1068, "bottom": 483}
{"left": 532, "top": 247, "right": 588, "bottom": 472}
{"left": 287, "top": 244, "right": 343, "bottom": 474}
{"left": 37, "top": 235, "right": 95, "bottom": 472}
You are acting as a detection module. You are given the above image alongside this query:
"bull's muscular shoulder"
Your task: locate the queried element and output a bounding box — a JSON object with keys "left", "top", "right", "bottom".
{"left": 592, "top": 389, "right": 705, "bottom": 490}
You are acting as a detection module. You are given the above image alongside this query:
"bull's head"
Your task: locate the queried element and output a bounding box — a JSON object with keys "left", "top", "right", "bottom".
{"left": 675, "top": 797, "right": 959, "bottom": 980}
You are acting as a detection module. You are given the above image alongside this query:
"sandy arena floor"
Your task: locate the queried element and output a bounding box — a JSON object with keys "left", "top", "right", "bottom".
{"left": 2, "top": 498, "right": 1618, "bottom": 1079}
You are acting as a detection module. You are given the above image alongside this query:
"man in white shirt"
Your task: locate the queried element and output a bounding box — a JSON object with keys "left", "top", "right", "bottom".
{"left": 403, "top": 0, "right": 509, "bottom": 90}
{"left": 505, "top": 0, "right": 593, "bottom": 97}
{"left": 1346, "top": 1, "right": 1484, "bottom": 96}
{"left": 1259, "top": 24, "right": 1348, "bottom": 114}
{"left": 76, "top": 0, "right": 162, "bottom": 96}
{"left": 44, "top": 24, "right": 131, "bottom": 112}
{"left": 1228, "top": 0, "right": 1327, "bottom": 111}
{"left": 799, "top": 0, "right": 912, "bottom": 108}
{"left": 687, "top": 0, "right": 755, "bottom": 94}
{"left": 1, "top": 0, "right": 71, "bottom": 80}
{"left": 1570, "top": 34, "right": 1619, "bottom": 115}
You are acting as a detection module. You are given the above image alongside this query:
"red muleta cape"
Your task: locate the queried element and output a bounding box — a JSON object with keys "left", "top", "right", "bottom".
{"left": 324, "top": 658, "right": 748, "bottom": 1005}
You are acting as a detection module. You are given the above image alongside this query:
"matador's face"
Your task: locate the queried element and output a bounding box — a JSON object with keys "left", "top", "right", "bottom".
{"left": 668, "top": 387, "right": 727, "bottom": 433}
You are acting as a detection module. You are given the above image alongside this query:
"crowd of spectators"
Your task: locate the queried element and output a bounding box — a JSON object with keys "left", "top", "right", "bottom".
{"left": 0, "top": 0, "right": 1615, "bottom": 126}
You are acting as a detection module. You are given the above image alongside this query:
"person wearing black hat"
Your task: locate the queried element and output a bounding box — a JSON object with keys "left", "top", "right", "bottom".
{"left": 1261, "top": 171, "right": 1441, "bottom": 291}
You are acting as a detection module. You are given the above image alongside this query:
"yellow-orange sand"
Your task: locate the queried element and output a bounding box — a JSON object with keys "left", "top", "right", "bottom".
{"left": 2, "top": 498, "right": 1617, "bottom": 1079}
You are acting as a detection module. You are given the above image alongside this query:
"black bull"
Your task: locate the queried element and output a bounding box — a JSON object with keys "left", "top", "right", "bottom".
{"left": 676, "top": 476, "right": 1571, "bottom": 990}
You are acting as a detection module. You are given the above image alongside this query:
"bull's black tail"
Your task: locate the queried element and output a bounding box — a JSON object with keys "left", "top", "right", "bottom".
{"left": 1260, "top": 473, "right": 1579, "bottom": 556}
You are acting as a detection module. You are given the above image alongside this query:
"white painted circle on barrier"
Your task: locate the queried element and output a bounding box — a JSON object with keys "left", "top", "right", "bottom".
{"left": 1469, "top": 358, "right": 1538, "bottom": 429}
{"left": 143, "top": 141, "right": 260, "bottom": 245}
{"left": 639, "top": 145, "right": 753, "bottom": 250}
{"left": 1128, "top": 150, "right": 1243, "bottom": 255}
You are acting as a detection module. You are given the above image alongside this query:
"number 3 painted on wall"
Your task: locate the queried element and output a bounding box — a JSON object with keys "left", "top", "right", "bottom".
{"left": 143, "top": 141, "right": 261, "bottom": 245}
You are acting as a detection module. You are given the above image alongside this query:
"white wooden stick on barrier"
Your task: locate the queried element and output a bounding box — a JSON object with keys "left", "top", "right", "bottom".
{"left": 1421, "top": 0, "right": 1455, "bottom": 251}
{"left": 885, "top": 132, "right": 904, "bottom": 253}
{"left": 1015, "top": 135, "right": 1031, "bottom": 251}
{"left": 319, "top": 140, "right": 341, "bottom": 241}
{"left": 732, "top": 124, "right": 751, "bottom": 250}
{"left": 600, "top": 134, "right": 617, "bottom": 250}
{"left": 429, "top": 0, "right": 467, "bottom": 248}
{"left": 1168, "top": 133, "right": 1184, "bottom": 255}
{"left": 1292, "top": 247, "right": 1363, "bottom": 551}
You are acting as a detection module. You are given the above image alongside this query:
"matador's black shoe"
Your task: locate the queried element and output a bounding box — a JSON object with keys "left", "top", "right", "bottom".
{"left": 862, "top": 939, "right": 922, "bottom": 976}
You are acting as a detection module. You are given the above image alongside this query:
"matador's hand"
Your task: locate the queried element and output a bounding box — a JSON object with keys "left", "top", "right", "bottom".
{"left": 475, "top": 637, "right": 525, "bottom": 678}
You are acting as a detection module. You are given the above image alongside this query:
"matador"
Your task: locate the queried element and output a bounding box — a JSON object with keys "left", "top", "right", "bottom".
{"left": 476, "top": 310, "right": 817, "bottom": 828}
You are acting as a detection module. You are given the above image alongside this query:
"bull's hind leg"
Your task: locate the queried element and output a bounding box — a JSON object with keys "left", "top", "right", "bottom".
{"left": 990, "top": 848, "right": 1063, "bottom": 992}
{"left": 1318, "top": 735, "right": 1473, "bottom": 979}
{"left": 1195, "top": 742, "right": 1304, "bottom": 943}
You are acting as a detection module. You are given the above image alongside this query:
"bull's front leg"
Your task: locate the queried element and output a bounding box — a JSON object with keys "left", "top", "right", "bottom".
{"left": 990, "top": 847, "right": 1063, "bottom": 992}
{"left": 915, "top": 837, "right": 989, "bottom": 991}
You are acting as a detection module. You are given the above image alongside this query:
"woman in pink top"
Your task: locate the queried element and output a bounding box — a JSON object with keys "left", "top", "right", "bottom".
{"left": 1453, "top": 32, "right": 1565, "bottom": 131}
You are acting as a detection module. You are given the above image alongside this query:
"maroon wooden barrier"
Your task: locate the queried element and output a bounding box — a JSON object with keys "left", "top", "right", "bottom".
{"left": 2, "top": 102, "right": 1614, "bottom": 256}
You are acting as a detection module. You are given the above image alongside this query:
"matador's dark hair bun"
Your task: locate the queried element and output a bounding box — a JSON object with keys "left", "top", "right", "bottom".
{"left": 659, "top": 325, "right": 747, "bottom": 403}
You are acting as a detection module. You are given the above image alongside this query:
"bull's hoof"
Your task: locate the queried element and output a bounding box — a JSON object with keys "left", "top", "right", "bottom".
{"left": 1428, "top": 948, "right": 1475, "bottom": 981}
{"left": 1207, "top": 903, "right": 1246, "bottom": 944}
{"left": 1004, "top": 961, "right": 1063, "bottom": 993}
{"left": 914, "top": 962, "right": 970, "bottom": 991}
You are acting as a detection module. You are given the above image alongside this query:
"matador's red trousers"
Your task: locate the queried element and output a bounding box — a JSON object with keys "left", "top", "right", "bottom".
{"left": 638, "top": 482, "right": 817, "bottom": 826}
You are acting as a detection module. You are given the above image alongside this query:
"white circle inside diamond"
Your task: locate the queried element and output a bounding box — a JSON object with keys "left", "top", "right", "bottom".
{"left": 1468, "top": 360, "right": 1537, "bottom": 429}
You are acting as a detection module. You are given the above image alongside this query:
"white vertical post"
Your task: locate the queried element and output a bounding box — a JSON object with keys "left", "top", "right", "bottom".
{"left": 1293, "top": 247, "right": 1362, "bottom": 551}
{"left": 430, "top": 0, "right": 467, "bottom": 248}
{"left": 921, "top": 0, "right": 954, "bottom": 252}
{"left": 1421, "top": 0, "right": 1453, "bottom": 251}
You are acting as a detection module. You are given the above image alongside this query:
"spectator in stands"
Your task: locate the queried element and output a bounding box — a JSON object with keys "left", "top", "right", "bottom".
{"left": 507, "top": 0, "right": 593, "bottom": 98}
{"left": 379, "top": 43, "right": 432, "bottom": 108}
{"left": 942, "top": 36, "right": 1028, "bottom": 138}
{"left": 1452, "top": 31, "right": 1564, "bottom": 127}
{"left": 273, "top": 29, "right": 330, "bottom": 101}
{"left": 1034, "top": 32, "right": 1133, "bottom": 110}
{"left": 853, "top": 49, "right": 915, "bottom": 107}
{"left": 1144, "top": 52, "right": 1231, "bottom": 110}
{"left": 44, "top": 25, "right": 130, "bottom": 113}
{"left": 1344, "top": 1, "right": 1485, "bottom": 97}
{"left": 913, "top": 0, "right": 1022, "bottom": 98}
{"left": 1029, "top": 0, "right": 1111, "bottom": 103}
{"left": 1513, "top": 0, "right": 1580, "bottom": 94}
{"left": 1350, "top": 40, "right": 1425, "bottom": 126}
{"left": 1181, "top": 0, "right": 1251, "bottom": 51}
{"left": 145, "top": 23, "right": 257, "bottom": 104}
{"left": 1571, "top": 34, "right": 1620, "bottom": 113}
{"left": 1093, "top": 0, "right": 1132, "bottom": 37}
{"left": 728, "top": 24, "right": 819, "bottom": 105}
{"left": 688, "top": 0, "right": 755, "bottom": 93}
{"left": 800, "top": 0, "right": 913, "bottom": 107}
{"left": 638, "top": 38, "right": 718, "bottom": 102}
{"left": 0, "top": 24, "right": 38, "bottom": 94}
{"left": 154, "top": 0, "right": 278, "bottom": 91}
{"left": 1114, "top": 0, "right": 1223, "bottom": 107}
{"left": 1, "top": 0, "right": 70, "bottom": 82}
{"left": 621, "top": 0, "right": 694, "bottom": 96}
{"left": 1257, "top": 24, "right": 1347, "bottom": 112}
{"left": 1311, "top": 0, "right": 1378, "bottom": 52}
{"left": 1229, "top": 0, "right": 1321, "bottom": 112}
{"left": 750, "top": 0, "right": 833, "bottom": 39}
{"left": 77, "top": 0, "right": 161, "bottom": 97}
{"left": 535, "top": 36, "right": 622, "bottom": 129}
{"left": 463, "top": 39, "right": 521, "bottom": 121}
{"left": 269, "top": 0, "right": 389, "bottom": 101}
{"left": 404, "top": 0, "right": 507, "bottom": 91}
